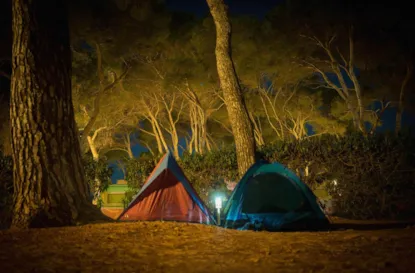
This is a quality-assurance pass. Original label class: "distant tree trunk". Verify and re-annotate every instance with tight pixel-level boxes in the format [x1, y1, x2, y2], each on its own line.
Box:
[248, 112, 265, 147]
[206, 0, 256, 176]
[10, 0, 103, 229]
[160, 94, 184, 159]
[347, 29, 365, 133]
[87, 136, 100, 161]
[395, 62, 412, 135]
[123, 132, 134, 159]
[86, 135, 101, 205]
[305, 31, 365, 134]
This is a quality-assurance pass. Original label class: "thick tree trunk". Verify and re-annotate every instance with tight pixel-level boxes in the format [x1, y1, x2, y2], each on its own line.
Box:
[10, 0, 105, 228]
[206, 0, 256, 176]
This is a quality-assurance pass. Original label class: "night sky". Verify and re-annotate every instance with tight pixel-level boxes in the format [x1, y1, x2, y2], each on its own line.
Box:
[165, 0, 282, 17]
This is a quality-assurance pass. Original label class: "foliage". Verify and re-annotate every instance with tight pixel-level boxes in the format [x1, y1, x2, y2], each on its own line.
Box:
[66, 0, 415, 158]
[123, 134, 415, 220]
[180, 148, 238, 210]
[120, 153, 162, 207]
[67, 0, 415, 220]
[83, 153, 113, 197]
[321, 133, 415, 220]
[0, 149, 12, 229]
[124, 153, 160, 189]
[261, 133, 415, 220]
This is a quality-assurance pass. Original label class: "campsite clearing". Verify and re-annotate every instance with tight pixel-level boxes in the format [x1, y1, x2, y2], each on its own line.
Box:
[0, 220, 414, 273]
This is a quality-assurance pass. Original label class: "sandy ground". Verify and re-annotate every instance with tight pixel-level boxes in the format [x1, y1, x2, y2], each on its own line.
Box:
[0, 220, 414, 273]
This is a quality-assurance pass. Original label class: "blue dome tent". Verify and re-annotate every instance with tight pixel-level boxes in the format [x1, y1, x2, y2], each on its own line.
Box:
[222, 161, 329, 231]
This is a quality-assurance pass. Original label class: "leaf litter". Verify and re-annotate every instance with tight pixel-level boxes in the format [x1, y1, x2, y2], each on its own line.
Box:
[0, 221, 414, 273]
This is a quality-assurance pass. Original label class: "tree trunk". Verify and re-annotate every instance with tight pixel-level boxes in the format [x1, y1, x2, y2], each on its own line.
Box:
[206, 0, 256, 176]
[79, 43, 104, 154]
[125, 135, 134, 159]
[86, 136, 101, 205]
[347, 31, 365, 134]
[10, 0, 104, 228]
[86, 136, 100, 161]
[396, 63, 412, 135]
[150, 119, 164, 154]
[181, 82, 213, 154]
[248, 112, 265, 147]
[153, 117, 169, 153]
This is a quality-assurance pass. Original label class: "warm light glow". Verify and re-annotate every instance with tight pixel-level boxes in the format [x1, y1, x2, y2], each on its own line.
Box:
[332, 179, 338, 186]
[215, 197, 222, 209]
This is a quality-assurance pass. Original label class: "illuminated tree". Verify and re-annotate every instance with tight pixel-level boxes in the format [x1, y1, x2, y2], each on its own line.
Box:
[206, 0, 256, 176]
[395, 63, 413, 134]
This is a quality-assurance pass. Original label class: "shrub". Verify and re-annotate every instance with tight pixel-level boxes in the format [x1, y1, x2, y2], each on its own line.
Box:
[257, 132, 415, 220]
[322, 133, 415, 220]
[124, 153, 160, 190]
[83, 153, 114, 205]
[0, 149, 12, 229]
[122, 133, 415, 220]
[120, 153, 162, 205]
[180, 148, 238, 210]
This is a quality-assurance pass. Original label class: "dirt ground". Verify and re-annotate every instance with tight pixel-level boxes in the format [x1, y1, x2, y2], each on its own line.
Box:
[0, 219, 414, 273]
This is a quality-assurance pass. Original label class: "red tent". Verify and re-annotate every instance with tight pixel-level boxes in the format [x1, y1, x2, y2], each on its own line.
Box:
[117, 153, 215, 224]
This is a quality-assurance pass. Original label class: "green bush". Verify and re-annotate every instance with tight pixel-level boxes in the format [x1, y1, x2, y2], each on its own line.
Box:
[83, 153, 114, 205]
[321, 133, 415, 220]
[258, 132, 415, 220]
[124, 152, 160, 190]
[0, 150, 12, 229]
[3, 132, 413, 224]
[120, 153, 162, 206]
[180, 148, 237, 211]
[122, 133, 415, 220]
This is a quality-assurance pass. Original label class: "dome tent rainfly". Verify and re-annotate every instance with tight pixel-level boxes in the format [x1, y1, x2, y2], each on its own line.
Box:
[117, 152, 215, 224]
[222, 160, 330, 231]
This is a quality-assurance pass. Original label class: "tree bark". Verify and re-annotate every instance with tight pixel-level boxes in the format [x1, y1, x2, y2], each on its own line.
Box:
[10, 0, 104, 228]
[206, 0, 256, 176]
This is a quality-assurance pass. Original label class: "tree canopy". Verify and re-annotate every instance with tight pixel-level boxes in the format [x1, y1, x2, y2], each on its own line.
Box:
[1, 0, 414, 163]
